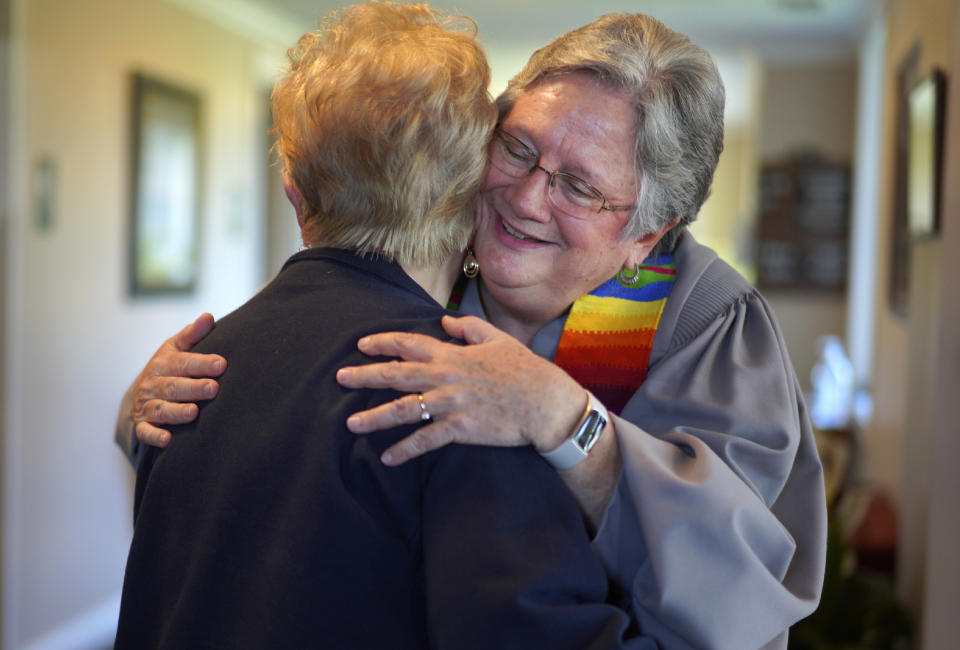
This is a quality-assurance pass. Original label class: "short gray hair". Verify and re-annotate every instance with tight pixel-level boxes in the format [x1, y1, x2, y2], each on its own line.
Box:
[497, 13, 725, 256]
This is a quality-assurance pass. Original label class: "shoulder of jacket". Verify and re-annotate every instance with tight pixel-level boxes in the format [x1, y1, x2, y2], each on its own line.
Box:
[668, 241, 760, 349]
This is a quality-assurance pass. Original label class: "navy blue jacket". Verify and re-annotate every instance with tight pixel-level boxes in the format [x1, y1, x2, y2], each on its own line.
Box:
[116, 248, 647, 649]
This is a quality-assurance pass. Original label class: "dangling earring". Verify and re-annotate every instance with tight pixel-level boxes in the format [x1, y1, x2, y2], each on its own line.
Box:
[618, 264, 640, 286]
[462, 249, 480, 278]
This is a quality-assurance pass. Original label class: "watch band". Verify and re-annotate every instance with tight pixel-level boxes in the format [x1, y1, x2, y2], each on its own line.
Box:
[540, 391, 609, 470]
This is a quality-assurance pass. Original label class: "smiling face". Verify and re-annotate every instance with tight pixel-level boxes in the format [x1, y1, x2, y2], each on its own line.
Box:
[473, 72, 673, 335]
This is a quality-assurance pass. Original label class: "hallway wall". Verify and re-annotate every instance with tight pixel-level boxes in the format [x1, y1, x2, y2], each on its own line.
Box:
[0, 0, 11, 642]
[2, 0, 289, 645]
[920, 4, 960, 639]
[758, 62, 858, 392]
[867, 0, 959, 646]
[9, 0, 951, 647]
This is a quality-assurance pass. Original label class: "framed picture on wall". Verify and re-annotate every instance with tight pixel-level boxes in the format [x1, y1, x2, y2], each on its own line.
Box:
[889, 46, 919, 318]
[906, 69, 946, 238]
[129, 73, 202, 295]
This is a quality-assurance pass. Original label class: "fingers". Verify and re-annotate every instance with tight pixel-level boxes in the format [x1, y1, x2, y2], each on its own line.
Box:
[441, 315, 502, 345]
[336, 361, 432, 392]
[175, 313, 216, 350]
[143, 347, 225, 380]
[345, 393, 426, 433]
[156, 315, 225, 378]
[345, 392, 455, 466]
[135, 376, 219, 407]
[356, 330, 448, 361]
[341, 330, 465, 391]
[135, 421, 173, 448]
[127, 316, 222, 450]
[174, 351, 227, 378]
[380, 424, 455, 466]
[134, 395, 199, 425]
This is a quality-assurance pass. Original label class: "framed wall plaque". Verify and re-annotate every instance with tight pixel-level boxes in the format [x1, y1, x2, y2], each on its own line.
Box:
[129, 73, 202, 295]
[756, 154, 850, 293]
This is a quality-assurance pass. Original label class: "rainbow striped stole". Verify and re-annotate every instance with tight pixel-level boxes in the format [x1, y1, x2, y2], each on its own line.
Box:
[446, 275, 468, 311]
[553, 255, 676, 414]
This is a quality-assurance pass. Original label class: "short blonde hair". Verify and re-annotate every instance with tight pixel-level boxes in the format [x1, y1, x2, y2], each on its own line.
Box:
[272, 2, 495, 267]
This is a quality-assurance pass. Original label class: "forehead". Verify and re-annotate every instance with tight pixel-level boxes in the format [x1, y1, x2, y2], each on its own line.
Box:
[501, 73, 636, 187]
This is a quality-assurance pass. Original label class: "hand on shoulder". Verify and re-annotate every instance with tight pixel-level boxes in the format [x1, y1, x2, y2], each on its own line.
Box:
[129, 313, 227, 447]
[336, 315, 587, 465]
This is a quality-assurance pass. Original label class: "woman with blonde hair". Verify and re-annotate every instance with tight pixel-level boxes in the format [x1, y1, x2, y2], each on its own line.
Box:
[119, 8, 826, 648]
[115, 4, 643, 648]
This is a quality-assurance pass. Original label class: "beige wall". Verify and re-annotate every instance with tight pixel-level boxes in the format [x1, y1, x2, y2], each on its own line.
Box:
[754, 62, 858, 392]
[922, 2, 960, 640]
[868, 0, 958, 644]
[759, 63, 859, 162]
[0, 0, 9, 644]
[692, 122, 759, 279]
[868, 0, 953, 492]
[3, 0, 289, 645]
[689, 52, 762, 285]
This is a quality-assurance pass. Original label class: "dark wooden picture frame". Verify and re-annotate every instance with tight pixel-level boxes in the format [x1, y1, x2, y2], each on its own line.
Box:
[129, 73, 202, 295]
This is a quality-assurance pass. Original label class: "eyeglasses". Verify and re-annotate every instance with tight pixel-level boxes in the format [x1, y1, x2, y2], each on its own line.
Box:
[489, 128, 635, 219]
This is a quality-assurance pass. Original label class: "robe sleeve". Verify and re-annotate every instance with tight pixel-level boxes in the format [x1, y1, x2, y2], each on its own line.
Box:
[591, 290, 827, 650]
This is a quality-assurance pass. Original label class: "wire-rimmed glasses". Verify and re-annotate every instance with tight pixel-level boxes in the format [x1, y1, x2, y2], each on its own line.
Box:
[489, 128, 635, 219]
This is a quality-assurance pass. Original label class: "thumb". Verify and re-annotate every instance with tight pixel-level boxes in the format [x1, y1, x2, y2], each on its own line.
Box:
[175, 313, 216, 350]
[441, 315, 502, 345]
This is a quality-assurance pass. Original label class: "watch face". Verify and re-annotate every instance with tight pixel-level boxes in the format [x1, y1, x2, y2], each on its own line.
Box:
[573, 411, 605, 451]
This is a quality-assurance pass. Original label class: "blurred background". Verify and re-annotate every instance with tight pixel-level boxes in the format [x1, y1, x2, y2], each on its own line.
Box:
[1, 0, 957, 648]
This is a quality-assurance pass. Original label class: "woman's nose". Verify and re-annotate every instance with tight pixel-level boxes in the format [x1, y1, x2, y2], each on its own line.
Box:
[502, 167, 553, 224]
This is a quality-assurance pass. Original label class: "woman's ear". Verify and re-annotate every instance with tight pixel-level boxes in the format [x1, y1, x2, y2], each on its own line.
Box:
[624, 217, 681, 268]
[283, 176, 305, 230]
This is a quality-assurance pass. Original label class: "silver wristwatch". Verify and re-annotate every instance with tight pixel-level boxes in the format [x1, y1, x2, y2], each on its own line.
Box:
[540, 391, 609, 470]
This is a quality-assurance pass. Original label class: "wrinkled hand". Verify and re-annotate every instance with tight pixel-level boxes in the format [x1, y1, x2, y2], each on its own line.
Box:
[131, 313, 226, 448]
[335, 315, 586, 466]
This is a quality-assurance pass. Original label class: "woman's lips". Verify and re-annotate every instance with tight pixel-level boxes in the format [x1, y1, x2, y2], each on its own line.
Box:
[502, 219, 537, 241]
[494, 214, 549, 249]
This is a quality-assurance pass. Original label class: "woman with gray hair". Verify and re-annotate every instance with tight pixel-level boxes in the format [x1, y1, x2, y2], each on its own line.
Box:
[115, 4, 649, 648]
[119, 11, 826, 649]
